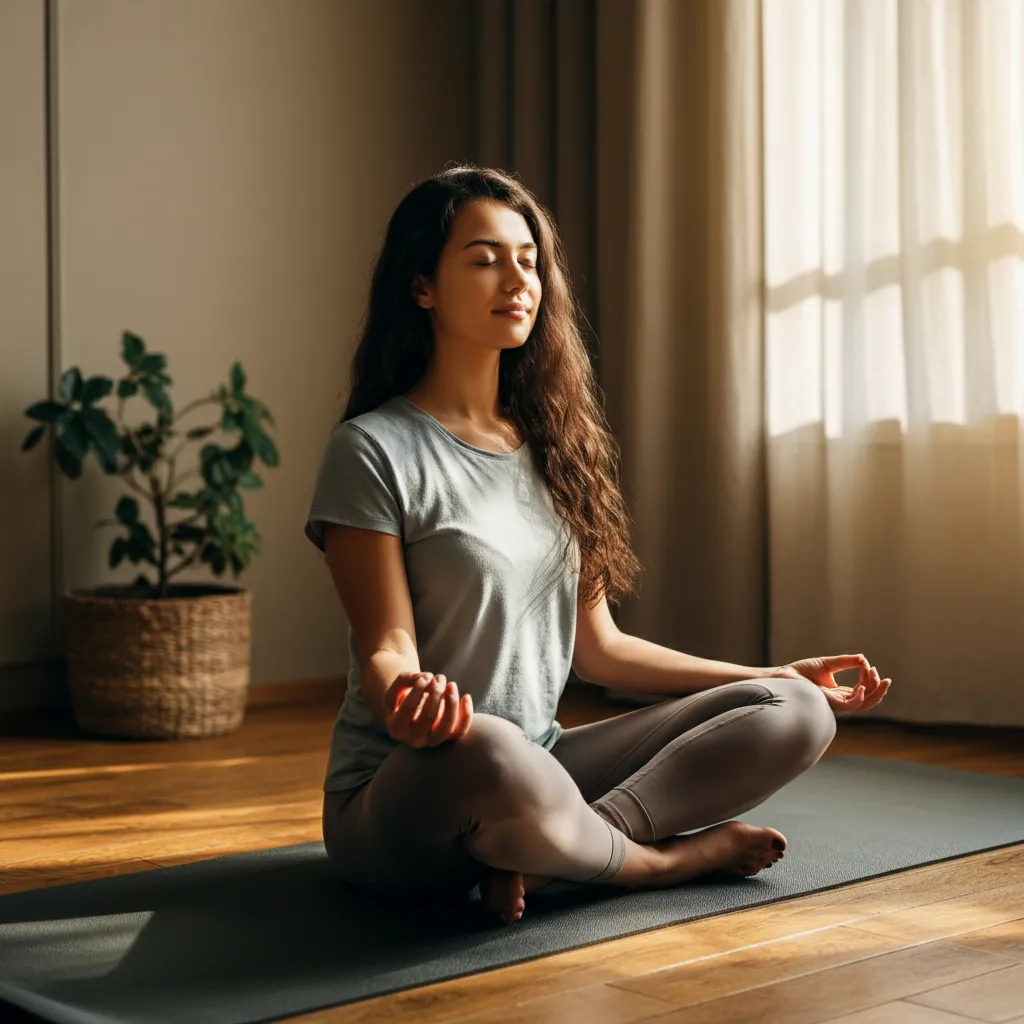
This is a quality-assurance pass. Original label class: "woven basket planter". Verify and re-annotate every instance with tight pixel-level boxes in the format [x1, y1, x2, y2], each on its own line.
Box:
[63, 584, 252, 740]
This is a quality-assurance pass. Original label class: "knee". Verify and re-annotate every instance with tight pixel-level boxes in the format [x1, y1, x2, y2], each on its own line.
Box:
[427, 712, 538, 810]
[772, 676, 837, 765]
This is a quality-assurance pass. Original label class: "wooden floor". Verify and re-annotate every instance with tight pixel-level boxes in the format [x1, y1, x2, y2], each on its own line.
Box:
[3, 682, 1024, 1023]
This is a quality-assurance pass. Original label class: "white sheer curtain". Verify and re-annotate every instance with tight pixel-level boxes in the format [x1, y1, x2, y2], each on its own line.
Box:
[763, 0, 1024, 725]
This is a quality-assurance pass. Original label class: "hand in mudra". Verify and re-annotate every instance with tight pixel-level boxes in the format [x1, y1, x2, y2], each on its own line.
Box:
[386, 672, 473, 747]
[766, 654, 891, 715]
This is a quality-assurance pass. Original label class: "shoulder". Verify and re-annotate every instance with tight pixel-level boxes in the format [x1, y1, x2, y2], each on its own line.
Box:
[326, 400, 412, 455]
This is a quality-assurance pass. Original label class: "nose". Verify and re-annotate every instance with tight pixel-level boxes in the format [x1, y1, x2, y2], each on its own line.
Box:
[501, 268, 528, 292]
[503, 262, 531, 292]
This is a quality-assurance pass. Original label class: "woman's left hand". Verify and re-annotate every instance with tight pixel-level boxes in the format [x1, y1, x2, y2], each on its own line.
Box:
[765, 654, 891, 715]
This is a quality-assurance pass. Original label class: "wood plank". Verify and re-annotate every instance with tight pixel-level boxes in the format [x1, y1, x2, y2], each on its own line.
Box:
[905, 963, 1024, 1022]
[949, 918, 1024, 964]
[846, 881, 1024, 944]
[607, 908, 1024, 1014]
[610, 925, 923, 1008]
[818, 1001, 987, 1023]
[411, 983, 675, 1024]
[630, 941, 1018, 1024]
[0, 826, 320, 895]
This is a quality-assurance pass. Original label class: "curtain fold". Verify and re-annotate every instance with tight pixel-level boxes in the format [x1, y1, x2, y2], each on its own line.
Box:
[595, 0, 769, 674]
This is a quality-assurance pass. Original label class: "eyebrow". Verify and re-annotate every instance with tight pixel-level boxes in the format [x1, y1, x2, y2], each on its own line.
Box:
[461, 239, 538, 251]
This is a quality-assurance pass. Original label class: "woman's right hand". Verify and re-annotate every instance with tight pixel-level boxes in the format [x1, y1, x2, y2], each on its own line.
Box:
[385, 672, 473, 748]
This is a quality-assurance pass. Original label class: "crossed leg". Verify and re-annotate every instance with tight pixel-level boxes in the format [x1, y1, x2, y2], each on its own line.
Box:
[322, 676, 836, 920]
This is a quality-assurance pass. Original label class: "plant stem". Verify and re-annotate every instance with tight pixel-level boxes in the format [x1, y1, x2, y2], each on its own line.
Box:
[120, 472, 156, 508]
[171, 396, 218, 426]
[167, 468, 202, 492]
[113, 390, 222, 594]
[151, 472, 169, 596]
[165, 545, 203, 582]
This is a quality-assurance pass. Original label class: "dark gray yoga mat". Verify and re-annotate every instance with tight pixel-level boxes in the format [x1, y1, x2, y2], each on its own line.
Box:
[1, 754, 1022, 1024]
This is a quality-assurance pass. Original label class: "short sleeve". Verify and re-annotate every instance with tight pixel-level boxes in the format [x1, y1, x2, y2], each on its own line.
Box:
[304, 422, 403, 552]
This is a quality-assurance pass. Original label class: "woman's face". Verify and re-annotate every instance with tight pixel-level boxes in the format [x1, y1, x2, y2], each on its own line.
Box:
[413, 198, 542, 351]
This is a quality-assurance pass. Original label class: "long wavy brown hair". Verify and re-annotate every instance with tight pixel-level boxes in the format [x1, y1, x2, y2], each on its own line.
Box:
[341, 164, 642, 610]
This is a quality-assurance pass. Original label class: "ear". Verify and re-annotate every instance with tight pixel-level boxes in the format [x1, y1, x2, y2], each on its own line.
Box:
[411, 273, 434, 310]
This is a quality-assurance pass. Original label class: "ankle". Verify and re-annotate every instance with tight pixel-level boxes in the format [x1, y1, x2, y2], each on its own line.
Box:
[607, 836, 669, 888]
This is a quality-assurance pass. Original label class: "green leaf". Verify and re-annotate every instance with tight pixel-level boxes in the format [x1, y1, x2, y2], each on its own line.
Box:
[109, 537, 127, 569]
[244, 422, 279, 467]
[54, 442, 83, 479]
[21, 425, 46, 452]
[226, 444, 252, 473]
[122, 332, 145, 367]
[237, 471, 262, 489]
[230, 362, 246, 394]
[141, 353, 167, 374]
[186, 426, 214, 440]
[129, 519, 156, 546]
[142, 381, 173, 416]
[59, 368, 83, 404]
[171, 523, 206, 544]
[59, 417, 90, 460]
[223, 408, 247, 432]
[167, 492, 199, 509]
[117, 379, 138, 399]
[125, 528, 157, 565]
[25, 400, 65, 422]
[81, 376, 114, 405]
[131, 573, 151, 588]
[79, 407, 122, 461]
[115, 495, 139, 525]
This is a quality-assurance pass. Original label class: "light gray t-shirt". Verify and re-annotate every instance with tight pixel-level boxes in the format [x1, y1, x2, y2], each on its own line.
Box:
[304, 395, 580, 794]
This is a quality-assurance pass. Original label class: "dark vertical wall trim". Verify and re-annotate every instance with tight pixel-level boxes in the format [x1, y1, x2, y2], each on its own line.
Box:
[44, 0, 64, 652]
[467, 0, 479, 161]
[503, 0, 515, 167]
[584, 0, 598, 375]
[548, 0, 559, 217]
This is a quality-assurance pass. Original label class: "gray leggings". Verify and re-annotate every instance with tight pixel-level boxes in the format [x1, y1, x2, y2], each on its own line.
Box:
[321, 676, 837, 902]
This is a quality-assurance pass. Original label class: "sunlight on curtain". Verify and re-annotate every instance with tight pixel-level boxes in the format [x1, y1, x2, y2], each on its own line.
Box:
[764, 0, 1024, 440]
[763, 0, 1024, 726]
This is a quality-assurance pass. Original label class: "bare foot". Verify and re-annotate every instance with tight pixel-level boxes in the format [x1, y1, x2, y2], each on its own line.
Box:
[481, 821, 785, 920]
[481, 869, 555, 924]
[617, 821, 787, 890]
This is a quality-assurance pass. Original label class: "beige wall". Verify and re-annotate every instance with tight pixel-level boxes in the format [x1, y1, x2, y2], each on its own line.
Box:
[2, 0, 472, 706]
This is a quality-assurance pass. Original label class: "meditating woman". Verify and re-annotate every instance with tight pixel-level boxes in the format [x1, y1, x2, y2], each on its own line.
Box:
[304, 165, 891, 925]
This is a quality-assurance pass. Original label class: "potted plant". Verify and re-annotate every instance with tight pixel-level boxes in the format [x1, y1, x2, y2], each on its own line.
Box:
[20, 330, 278, 740]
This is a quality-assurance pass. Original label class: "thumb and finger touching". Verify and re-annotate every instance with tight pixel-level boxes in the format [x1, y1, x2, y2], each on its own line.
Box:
[387, 672, 472, 744]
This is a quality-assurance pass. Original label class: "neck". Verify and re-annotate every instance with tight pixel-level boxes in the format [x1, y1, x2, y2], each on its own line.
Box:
[410, 328, 505, 423]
